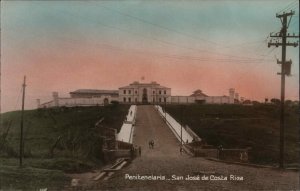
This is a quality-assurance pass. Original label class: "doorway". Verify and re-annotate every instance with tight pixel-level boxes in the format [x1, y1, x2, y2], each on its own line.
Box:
[142, 88, 148, 104]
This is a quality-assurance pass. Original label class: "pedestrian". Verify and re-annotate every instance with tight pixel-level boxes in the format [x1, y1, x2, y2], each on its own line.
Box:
[151, 140, 154, 149]
[218, 145, 223, 159]
[139, 146, 141, 156]
[130, 146, 134, 158]
[180, 147, 183, 155]
[149, 141, 151, 149]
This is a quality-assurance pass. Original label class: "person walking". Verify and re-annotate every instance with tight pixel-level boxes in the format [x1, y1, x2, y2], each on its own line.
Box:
[139, 146, 141, 156]
[180, 146, 183, 155]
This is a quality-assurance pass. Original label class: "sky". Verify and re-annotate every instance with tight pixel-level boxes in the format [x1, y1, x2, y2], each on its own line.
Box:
[1, 0, 299, 113]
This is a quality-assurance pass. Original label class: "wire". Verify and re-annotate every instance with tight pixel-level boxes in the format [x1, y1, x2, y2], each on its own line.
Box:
[13, 87, 23, 111]
[7, 9, 273, 62]
[98, 5, 276, 59]
[100, 5, 221, 47]
[277, 0, 298, 14]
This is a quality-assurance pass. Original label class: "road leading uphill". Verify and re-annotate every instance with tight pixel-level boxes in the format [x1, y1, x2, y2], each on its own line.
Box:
[96, 105, 298, 191]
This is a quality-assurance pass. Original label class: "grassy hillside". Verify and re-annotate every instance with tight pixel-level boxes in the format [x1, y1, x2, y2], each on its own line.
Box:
[165, 104, 299, 166]
[0, 104, 130, 189]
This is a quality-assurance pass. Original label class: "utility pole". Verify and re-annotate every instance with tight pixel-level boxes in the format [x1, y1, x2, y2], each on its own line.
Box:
[19, 76, 26, 167]
[0, 23, 2, 125]
[268, 10, 299, 168]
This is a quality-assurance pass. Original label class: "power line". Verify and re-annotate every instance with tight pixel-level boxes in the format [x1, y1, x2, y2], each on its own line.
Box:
[100, 5, 221, 47]
[29, 4, 268, 61]
[6, 10, 274, 62]
[277, 0, 298, 14]
[13, 88, 23, 111]
[4, 23, 273, 66]
[99, 5, 276, 57]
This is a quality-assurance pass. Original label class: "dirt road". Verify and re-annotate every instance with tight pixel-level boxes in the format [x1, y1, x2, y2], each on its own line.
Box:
[96, 105, 299, 191]
[132, 105, 184, 158]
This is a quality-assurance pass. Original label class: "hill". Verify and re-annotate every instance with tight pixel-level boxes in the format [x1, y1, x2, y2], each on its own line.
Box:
[165, 104, 299, 166]
[0, 104, 129, 189]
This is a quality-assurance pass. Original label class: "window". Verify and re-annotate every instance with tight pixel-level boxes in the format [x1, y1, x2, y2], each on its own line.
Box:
[129, 90, 131, 94]
[164, 97, 166, 102]
[129, 98, 131, 103]
[153, 98, 155, 102]
[123, 97, 126, 102]
[153, 91, 155, 94]
[135, 98, 138, 102]
[164, 90, 166, 94]
[159, 98, 162, 102]
[159, 90, 161, 94]
[135, 91, 137, 94]
[124, 90, 126, 94]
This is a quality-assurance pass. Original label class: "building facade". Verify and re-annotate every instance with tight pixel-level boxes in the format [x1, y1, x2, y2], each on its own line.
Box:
[38, 81, 238, 108]
[171, 89, 235, 104]
[70, 89, 119, 98]
[39, 91, 119, 108]
[119, 81, 171, 104]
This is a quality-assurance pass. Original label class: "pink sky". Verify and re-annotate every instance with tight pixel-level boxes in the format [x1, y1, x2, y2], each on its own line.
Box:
[1, 1, 299, 112]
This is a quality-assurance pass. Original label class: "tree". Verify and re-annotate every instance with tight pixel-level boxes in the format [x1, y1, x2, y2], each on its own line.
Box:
[243, 100, 252, 104]
[270, 98, 280, 105]
[285, 100, 292, 106]
[252, 101, 260, 105]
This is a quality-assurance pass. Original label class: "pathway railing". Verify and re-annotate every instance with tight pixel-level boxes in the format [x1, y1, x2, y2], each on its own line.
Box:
[155, 105, 193, 144]
[116, 105, 137, 144]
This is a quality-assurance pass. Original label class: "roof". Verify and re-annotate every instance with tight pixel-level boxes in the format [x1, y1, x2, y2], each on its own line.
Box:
[119, 81, 170, 89]
[70, 89, 119, 94]
[190, 89, 208, 97]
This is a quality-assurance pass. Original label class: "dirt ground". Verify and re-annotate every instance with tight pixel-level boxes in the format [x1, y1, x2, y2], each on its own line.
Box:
[91, 105, 299, 191]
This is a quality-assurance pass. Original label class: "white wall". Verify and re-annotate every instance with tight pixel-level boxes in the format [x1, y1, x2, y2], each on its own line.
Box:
[39, 96, 118, 108]
[205, 96, 231, 104]
[171, 96, 195, 104]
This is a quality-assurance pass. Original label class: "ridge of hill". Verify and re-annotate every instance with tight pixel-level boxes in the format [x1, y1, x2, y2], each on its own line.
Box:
[165, 104, 299, 166]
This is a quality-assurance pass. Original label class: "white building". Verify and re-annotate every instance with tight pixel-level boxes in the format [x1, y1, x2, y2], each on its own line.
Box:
[171, 89, 235, 104]
[39, 91, 119, 108]
[119, 81, 171, 104]
[38, 81, 238, 108]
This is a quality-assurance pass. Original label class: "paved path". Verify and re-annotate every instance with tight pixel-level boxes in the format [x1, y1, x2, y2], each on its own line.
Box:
[132, 105, 183, 158]
[96, 105, 299, 191]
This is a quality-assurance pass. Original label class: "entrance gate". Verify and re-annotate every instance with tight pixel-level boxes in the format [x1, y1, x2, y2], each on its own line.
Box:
[142, 88, 148, 104]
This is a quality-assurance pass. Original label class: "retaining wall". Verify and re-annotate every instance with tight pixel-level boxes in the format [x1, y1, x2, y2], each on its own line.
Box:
[155, 105, 193, 143]
[116, 105, 137, 143]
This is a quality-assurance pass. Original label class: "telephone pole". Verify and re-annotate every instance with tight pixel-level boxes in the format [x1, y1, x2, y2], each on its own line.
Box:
[268, 10, 299, 168]
[19, 76, 26, 167]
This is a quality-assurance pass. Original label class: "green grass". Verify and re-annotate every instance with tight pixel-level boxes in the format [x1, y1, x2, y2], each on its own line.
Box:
[1, 105, 129, 158]
[0, 164, 69, 190]
[0, 104, 130, 189]
[165, 104, 299, 166]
